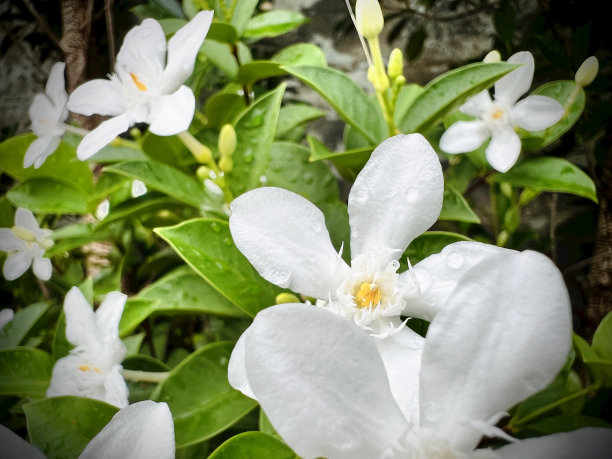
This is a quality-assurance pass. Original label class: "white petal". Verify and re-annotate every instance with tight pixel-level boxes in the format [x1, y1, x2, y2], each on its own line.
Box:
[0, 229, 24, 252]
[95, 291, 127, 361]
[103, 365, 129, 408]
[15, 207, 40, 232]
[47, 354, 107, 401]
[245, 303, 409, 459]
[419, 250, 572, 452]
[486, 124, 521, 172]
[79, 401, 175, 459]
[3, 251, 32, 280]
[373, 326, 424, 425]
[228, 329, 256, 399]
[439, 120, 490, 154]
[494, 51, 534, 106]
[348, 134, 443, 261]
[46, 62, 68, 109]
[29, 93, 62, 136]
[115, 19, 166, 82]
[64, 287, 102, 351]
[148, 86, 195, 136]
[67, 79, 124, 117]
[163, 10, 213, 93]
[0, 308, 14, 329]
[496, 427, 612, 459]
[24, 135, 61, 168]
[0, 424, 46, 459]
[229, 187, 349, 299]
[402, 241, 513, 321]
[459, 90, 492, 117]
[77, 113, 132, 160]
[32, 256, 52, 281]
[510, 95, 564, 131]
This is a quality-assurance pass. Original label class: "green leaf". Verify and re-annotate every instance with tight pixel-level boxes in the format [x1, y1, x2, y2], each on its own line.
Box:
[228, 0, 258, 35]
[123, 355, 170, 404]
[200, 40, 239, 80]
[229, 84, 285, 196]
[439, 185, 481, 223]
[592, 311, 612, 387]
[513, 371, 566, 420]
[307, 136, 372, 181]
[397, 62, 519, 134]
[208, 21, 239, 43]
[104, 160, 206, 207]
[276, 105, 325, 140]
[573, 333, 605, 383]
[0, 134, 93, 192]
[137, 266, 246, 317]
[283, 66, 386, 145]
[521, 81, 585, 150]
[118, 298, 160, 337]
[209, 431, 297, 458]
[521, 414, 612, 436]
[205, 93, 246, 129]
[154, 341, 257, 447]
[243, 10, 307, 39]
[403, 231, 472, 265]
[0, 347, 53, 398]
[0, 303, 49, 349]
[24, 396, 119, 459]
[7, 178, 90, 214]
[490, 157, 597, 202]
[154, 219, 283, 317]
[393, 84, 424, 127]
[96, 193, 180, 229]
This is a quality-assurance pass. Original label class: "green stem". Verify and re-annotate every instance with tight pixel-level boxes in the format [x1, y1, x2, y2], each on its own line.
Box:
[63, 123, 90, 137]
[121, 369, 170, 384]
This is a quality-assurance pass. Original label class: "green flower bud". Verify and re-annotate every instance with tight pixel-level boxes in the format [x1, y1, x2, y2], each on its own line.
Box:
[368, 65, 389, 93]
[575, 56, 599, 88]
[387, 48, 404, 79]
[483, 50, 501, 63]
[219, 155, 233, 173]
[129, 127, 142, 139]
[196, 165, 211, 180]
[218, 124, 237, 157]
[356, 0, 384, 40]
[276, 293, 301, 304]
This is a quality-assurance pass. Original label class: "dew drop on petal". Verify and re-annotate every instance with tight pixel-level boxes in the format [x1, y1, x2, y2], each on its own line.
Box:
[265, 268, 292, 287]
[406, 187, 419, 203]
[446, 252, 464, 269]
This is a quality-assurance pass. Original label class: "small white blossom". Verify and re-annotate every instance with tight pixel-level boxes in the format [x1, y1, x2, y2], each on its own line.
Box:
[0, 308, 14, 329]
[0, 208, 53, 281]
[47, 287, 129, 408]
[25, 62, 68, 168]
[439, 51, 564, 172]
[131, 180, 147, 197]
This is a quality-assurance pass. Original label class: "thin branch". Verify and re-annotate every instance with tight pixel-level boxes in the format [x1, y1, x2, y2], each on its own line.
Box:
[104, 0, 115, 64]
[386, 1, 501, 23]
[21, 0, 63, 51]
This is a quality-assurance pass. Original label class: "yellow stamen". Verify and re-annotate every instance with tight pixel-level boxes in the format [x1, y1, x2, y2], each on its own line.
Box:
[78, 365, 91, 372]
[355, 282, 382, 308]
[491, 109, 504, 120]
[130, 72, 147, 91]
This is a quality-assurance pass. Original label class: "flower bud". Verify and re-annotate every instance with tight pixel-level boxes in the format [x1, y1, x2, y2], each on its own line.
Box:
[219, 155, 233, 173]
[196, 165, 211, 180]
[355, 0, 384, 40]
[276, 293, 301, 304]
[387, 48, 404, 80]
[129, 127, 142, 139]
[483, 50, 501, 63]
[368, 65, 389, 93]
[218, 124, 237, 157]
[575, 56, 598, 88]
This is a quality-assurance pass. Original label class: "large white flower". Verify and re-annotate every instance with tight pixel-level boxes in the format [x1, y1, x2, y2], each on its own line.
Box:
[25, 62, 68, 168]
[47, 287, 129, 408]
[67, 10, 213, 160]
[0, 400, 174, 459]
[229, 250, 612, 459]
[0, 207, 53, 281]
[439, 51, 564, 172]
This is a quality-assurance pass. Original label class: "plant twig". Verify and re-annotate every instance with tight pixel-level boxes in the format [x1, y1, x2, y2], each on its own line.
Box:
[21, 0, 63, 51]
[104, 0, 115, 64]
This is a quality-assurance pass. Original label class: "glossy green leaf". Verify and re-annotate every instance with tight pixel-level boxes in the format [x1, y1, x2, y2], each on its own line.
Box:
[45, 223, 114, 258]
[283, 66, 386, 145]
[228, 0, 258, 35]
[439, 185, 481, 223]
[0, 347, 53, 397]
[24, 396, 118, 459]
[394, 84, 424, 127]
[154, 219, 282, 317]
[119, 298, 160, 337]
[276, 105, 325, 139]
[209, 431, 297, 459]
[104, 160, 205, 207]
[0, 134, 92, 192]
[229, 84, 285, 196]
[272, 43, 326, 67]
[403, 231, 472, 265]
[0, 303, 49, 349]
[137, 266, 246, 317]
[7, 178, 90, 214]
[398, 62, 519, 134]
[592, 311, 612, 387]
[307, 136, 372, 181]
[513, 371, 566, 420]
[123, 354, 170, 404]
[96, 193, 179, 229]
[490, 157, 597, 202]
[53, 313, 70, 361]
[205, 93, 246, 129]
[573, 333, 605, 383]
[154, 341, 257, 447]
[200, 40, 239, 80]
[243, 10, 307, 39]
[259, 409, 282, 440]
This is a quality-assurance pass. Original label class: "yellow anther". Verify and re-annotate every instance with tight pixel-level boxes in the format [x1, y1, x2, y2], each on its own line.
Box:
[78, 365, 91, 372]
[354, 282, 382, 308]
[491, 109, 504, 120]
[130, 72, 148, 91]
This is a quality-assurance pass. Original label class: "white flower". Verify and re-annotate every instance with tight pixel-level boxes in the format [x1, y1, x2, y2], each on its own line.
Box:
[47, 287, 129, 408]
[0, 400, 174, 459]
[439, 51, 564, 172]
[0, 207, 53, 281]
[131, 180, 147, 197]
[0, 309, 14, 330]
[229, 250, 612, 459]
[67, 11, 214, 160]
[25, 62, 68, 168]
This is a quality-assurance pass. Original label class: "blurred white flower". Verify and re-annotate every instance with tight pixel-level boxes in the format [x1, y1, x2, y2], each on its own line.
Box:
[96, 199, 110, 220]
[0, 207, 53, 281]
[229, 250, 612, 459]
[47, 287, 129, 408]
[131, 180, 147, 197]
[439, 51, 564, 172]
[25, 62, 68, 168]
[0, 308, 14, 329]
[67, 11, 214, 160]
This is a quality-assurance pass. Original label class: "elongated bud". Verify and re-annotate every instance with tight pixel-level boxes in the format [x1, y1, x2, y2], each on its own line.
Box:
[387, 48, 404, 79]
[355, 0, 384, 40]
[218, 124, 237, 157]
[196, 165, 211, 180]
[368, 65, 389, 93]
[483, 50, 501, 63]
[575, 56, 598, 88]
[219, 156, 233, 173]
[276, 293, 300, 304]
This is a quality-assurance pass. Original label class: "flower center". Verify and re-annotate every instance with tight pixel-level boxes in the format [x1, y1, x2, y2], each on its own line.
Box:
[354, 282, 382, 308]
[130, 72, 148, 91]
[78, 365, 101, 373]
[11, 226, 36, 243]
[491, 108, 504, 119]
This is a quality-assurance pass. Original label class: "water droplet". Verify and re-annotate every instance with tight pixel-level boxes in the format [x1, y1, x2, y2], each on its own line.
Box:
[265, 268, 291, 287]
[259, 175, 268, 184]
[406, 187, 419, 203]
[223, 237, 233, 247]
[446, 252, 464, 269]
[210, 222, 220, 233]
